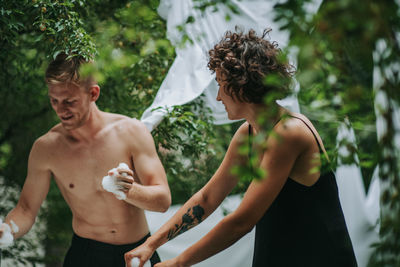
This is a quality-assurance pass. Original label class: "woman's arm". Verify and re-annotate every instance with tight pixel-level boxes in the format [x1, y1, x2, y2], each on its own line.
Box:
[166, 121, 307, 267]
[124, 122, 250, 266]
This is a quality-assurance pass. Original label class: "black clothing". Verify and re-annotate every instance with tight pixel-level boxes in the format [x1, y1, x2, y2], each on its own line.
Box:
[63, 233, 161, 267]
[250, 117, 357, 267]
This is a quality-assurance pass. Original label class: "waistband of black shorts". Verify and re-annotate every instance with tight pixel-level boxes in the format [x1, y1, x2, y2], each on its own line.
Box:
[71, 232, 151, 251]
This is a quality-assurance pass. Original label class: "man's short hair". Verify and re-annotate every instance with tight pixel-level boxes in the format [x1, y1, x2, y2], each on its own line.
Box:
[45, 53, 94, 88]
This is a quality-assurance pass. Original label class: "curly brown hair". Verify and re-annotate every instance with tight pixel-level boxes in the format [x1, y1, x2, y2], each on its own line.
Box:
[208, 28, 295, 104]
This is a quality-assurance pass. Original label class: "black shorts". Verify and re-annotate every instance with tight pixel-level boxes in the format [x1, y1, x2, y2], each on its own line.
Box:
[63, 233, 161, 267]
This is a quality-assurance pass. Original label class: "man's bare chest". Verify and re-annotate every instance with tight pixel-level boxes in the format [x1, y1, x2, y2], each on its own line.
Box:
[49, 138, 132, 194]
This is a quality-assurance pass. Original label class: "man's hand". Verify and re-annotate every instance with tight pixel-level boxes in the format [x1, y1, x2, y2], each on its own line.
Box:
[0, 219, 19, 248]
[102, 162, 134, 200]
[124, 242, 154, 267]
[115, 166, 135, 192]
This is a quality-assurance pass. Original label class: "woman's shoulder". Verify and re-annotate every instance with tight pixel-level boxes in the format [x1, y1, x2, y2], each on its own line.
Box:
[274, 112, 327, 155]
[274, 113, 315, 137]
[232, 121, 250, 139]
[237, 121, 250, 133]
[225, 121, 250, 151]
[276, 114, 307, 135]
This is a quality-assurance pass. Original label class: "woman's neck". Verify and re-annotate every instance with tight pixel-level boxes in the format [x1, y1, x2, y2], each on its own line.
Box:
[245, 104, 288, 133]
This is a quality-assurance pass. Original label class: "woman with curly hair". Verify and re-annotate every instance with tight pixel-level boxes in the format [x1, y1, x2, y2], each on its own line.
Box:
[125, 29, 357, 267]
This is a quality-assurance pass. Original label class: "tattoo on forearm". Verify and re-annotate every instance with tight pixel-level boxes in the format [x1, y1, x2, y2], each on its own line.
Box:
[167, 204, 205, 241]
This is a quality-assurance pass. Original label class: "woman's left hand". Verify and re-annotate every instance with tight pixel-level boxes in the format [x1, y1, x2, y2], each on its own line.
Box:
[154, 257, 189, 267]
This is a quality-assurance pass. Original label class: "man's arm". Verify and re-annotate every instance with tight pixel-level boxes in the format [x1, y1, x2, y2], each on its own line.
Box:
[120, 119, 171, 212]
[3, 138, 51, 239]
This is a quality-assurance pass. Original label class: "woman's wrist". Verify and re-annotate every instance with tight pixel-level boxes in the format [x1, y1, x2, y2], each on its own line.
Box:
[176, 254, 189, 267]
[177, 250, 194, 267]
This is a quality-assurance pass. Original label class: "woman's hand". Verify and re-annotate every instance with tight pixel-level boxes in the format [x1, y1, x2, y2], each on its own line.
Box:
[124, 242, 154, 267]
[154, 257, 188, 267]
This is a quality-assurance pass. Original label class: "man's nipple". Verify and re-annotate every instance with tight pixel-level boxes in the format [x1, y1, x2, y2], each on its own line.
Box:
[69, 183, 74, 189]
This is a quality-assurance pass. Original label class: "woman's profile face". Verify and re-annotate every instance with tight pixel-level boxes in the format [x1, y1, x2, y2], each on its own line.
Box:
[215, 69, 246, 120]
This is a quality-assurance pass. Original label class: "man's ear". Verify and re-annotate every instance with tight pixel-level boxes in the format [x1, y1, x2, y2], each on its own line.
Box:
[89, 85, 100, 102]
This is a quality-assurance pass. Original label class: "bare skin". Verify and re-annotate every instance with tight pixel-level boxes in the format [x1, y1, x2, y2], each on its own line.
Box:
[1, 82, 171, 245]
[124, 70, 329, 267]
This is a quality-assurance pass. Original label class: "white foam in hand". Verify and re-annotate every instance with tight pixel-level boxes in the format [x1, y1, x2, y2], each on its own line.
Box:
[0, 219, 19, 248]
[102, 163, 130, 200]
[131, 257, 151, 267]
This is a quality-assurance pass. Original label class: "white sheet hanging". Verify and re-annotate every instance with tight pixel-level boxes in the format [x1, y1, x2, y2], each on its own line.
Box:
[335, 122, 380, 267]
[141, 0, 290, 130]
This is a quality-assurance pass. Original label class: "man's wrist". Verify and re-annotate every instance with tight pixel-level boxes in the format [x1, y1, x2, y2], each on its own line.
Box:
[126, 182, 138, 201]
[146, 235, 161, 252]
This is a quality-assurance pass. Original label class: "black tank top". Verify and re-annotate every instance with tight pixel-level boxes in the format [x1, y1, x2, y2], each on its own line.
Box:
[250, 116, 358, 267]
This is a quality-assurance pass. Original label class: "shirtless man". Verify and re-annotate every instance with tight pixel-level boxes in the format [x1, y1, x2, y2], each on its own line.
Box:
[0, 53, 171, 266]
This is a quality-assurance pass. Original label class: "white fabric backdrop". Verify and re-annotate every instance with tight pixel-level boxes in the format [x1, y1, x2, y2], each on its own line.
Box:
[141, 1, 386, 266]
[335, 122, 380, 267]
[141, 0, 291, 130]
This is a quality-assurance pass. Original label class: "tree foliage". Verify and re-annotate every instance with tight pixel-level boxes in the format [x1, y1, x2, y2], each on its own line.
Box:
[1, 0, 399, 265]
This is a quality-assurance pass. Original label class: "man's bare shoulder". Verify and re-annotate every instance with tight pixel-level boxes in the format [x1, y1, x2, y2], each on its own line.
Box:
[104, 113, 148, 135]
[100, 113, 151, 147]
[27, 124, 65, 166]
[34, 124, 65, 149]
[124, 117, 148, 134]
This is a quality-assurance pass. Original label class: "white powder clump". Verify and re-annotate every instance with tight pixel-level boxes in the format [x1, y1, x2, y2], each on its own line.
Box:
[0, 219, 19, 248]
[102, 162, 130, 200]
[131, 257, 151, 267]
